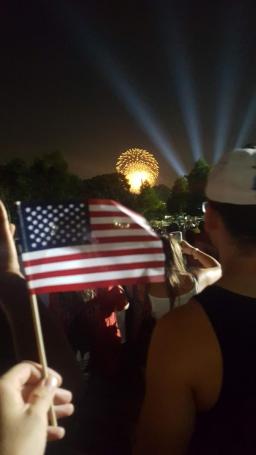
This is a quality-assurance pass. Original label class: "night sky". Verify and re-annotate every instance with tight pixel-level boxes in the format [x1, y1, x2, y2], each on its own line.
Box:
[1, 0, 256, 186]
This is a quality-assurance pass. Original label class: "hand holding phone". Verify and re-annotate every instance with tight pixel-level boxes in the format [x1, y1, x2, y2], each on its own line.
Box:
[169, 231, 183, 243]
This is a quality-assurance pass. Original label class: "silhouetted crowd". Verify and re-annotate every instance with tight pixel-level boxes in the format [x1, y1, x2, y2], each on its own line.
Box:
[0, 146, 256, 455]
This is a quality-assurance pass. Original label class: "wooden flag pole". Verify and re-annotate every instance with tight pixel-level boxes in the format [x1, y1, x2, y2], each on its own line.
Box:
[30, 293, 57, 426]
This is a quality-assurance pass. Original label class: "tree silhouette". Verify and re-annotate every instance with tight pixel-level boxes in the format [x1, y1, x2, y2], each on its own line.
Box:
[82, 173, 135, 208]
[167, 176, 189, 214]
[187, 159, 210, 214]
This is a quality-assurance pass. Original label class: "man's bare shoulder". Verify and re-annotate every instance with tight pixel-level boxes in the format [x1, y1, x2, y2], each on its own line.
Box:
[152, 299, 206, 348]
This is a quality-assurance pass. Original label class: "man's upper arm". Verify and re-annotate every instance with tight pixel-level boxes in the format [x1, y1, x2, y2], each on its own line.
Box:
[192, 267, 222, 293]
[134, 301, 222, 455]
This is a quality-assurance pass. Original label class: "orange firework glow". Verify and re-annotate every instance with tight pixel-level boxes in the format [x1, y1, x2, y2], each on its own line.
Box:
[116, 148, 159, 193]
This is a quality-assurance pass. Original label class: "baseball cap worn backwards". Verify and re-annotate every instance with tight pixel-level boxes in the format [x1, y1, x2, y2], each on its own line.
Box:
[206, 147, 256, 205]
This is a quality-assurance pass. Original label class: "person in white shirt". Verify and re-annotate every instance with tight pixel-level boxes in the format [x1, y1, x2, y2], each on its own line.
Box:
[148, 236, 221, 319]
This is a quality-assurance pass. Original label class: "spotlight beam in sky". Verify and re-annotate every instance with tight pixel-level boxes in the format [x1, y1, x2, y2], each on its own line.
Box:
[213, 4, 246, 162]
[168, 39, 203, 162]
[58, 2, 187, 177]
[213, 59, 240, 163]
[234, 91, 256, 148]
[96, 53, 186, 176]
[157, 5, 203, 162]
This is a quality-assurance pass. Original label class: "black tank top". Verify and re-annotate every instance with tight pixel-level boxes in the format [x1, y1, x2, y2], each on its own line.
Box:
[188, 286, 256, 454]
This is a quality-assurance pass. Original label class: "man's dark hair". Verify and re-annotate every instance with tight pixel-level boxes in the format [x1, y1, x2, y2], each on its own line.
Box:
[243, 143, 256, 149]
[208, 200, 256, 247]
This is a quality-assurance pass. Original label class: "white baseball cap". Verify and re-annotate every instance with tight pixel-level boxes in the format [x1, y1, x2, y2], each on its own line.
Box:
[206, 147, 256, 205]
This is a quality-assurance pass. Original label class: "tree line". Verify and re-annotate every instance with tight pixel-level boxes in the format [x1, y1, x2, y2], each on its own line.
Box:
[0, 151, 210, 220]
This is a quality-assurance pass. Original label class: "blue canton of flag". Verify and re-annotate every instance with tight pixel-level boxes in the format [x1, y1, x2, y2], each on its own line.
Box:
[18, 202, 90, 251]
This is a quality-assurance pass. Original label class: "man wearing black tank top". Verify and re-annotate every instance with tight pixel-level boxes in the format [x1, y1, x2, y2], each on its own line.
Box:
[134, 147, 256, 454]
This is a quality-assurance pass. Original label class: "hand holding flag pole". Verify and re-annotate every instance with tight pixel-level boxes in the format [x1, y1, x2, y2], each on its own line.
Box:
[1, 201, 57, 427]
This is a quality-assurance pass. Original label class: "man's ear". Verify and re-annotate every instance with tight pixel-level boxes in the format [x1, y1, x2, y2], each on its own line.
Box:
[9, 223, 16, 237]
[204, 205, 220, 234]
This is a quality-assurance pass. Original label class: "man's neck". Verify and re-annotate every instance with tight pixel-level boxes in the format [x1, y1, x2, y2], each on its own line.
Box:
[217, 253, 256, 298]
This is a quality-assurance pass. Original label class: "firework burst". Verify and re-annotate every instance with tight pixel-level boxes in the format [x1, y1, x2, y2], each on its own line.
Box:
[116, 148, 159, 193]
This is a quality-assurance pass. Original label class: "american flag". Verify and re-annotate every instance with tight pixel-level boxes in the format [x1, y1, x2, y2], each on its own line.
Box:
[17, 199, 165, 294]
